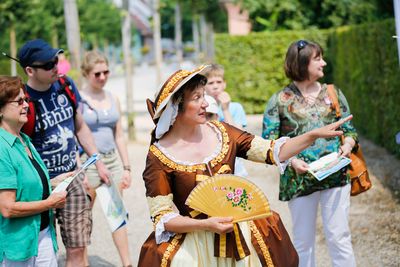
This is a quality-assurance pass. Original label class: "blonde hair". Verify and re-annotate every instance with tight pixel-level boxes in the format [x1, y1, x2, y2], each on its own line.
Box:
[81, 50, 108, 77]
[203, 63, 225, 79]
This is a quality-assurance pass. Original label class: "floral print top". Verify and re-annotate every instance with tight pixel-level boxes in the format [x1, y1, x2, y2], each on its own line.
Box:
[262, 83, 358, 201]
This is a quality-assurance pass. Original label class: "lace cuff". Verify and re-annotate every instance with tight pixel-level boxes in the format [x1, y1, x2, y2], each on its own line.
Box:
[273, 137, 291, 174]
[155, 212, 179, 244]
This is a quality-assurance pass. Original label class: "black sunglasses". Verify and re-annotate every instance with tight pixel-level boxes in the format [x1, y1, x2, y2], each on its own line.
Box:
[296, 40, 309, 53]
[94, 70, 110, 78]
[8, 97, 30, 106]
[30, 57, 59, 71]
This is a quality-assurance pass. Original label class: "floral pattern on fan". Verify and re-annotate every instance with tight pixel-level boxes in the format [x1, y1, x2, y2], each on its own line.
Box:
[186, 175, 271, 223]
[213, 186, 253, 212]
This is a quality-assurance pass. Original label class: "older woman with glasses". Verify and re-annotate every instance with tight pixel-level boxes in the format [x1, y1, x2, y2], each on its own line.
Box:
[262, 40, 358, 267]
[0, 76, 69, 267]
[79, 51, 132, 267]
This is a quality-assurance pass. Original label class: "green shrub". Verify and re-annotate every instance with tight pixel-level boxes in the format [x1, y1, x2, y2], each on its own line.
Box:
[215, 29, 330, 114]
[329, 20, 400, 157]
[0, 59, 27, 79]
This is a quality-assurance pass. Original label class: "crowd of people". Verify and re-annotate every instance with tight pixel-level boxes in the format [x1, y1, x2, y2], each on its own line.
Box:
[0, 38, 358, 267]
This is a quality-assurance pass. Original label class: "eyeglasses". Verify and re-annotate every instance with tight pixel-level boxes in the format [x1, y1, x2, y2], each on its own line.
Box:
[296, 40, 309, 53]
[30, 57, 59, 71]
[7, 97, 30, 106]
[94, 70, 110, 78]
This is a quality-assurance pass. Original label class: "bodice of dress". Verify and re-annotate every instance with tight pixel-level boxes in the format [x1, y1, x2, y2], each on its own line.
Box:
[143, 121, 289, 231]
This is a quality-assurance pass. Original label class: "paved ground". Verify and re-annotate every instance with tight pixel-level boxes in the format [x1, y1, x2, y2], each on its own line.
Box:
[57, 63, 400, 266]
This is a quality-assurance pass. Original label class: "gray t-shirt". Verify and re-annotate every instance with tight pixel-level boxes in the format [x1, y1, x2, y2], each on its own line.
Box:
[81, 92, 119, 153]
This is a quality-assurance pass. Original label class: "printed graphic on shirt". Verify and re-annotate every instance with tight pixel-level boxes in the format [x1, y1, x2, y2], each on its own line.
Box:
[27, 81, 81, 178]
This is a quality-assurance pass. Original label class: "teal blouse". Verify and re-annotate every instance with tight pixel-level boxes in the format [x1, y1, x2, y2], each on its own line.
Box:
[262, 83, 358, 201]
[0, 128, 57, 262]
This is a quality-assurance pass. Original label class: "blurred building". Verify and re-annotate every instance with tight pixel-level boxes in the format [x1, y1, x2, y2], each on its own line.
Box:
[113, 0, 152, 61]
[220, 0, 251, 35]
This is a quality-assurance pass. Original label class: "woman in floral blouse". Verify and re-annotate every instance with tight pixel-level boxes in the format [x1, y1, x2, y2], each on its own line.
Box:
[262, 40, 358, 267]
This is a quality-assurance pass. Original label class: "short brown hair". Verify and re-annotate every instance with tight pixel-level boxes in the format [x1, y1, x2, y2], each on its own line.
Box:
[81, 50, 108, 77]
[203, 63, 224, 79]
[284, 40, 323, 81]
[0, 76, 24, 110]
[172, 74, 207, 112]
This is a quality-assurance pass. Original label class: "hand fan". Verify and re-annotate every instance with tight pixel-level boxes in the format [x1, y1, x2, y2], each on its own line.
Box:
[185, 174, 272, 223]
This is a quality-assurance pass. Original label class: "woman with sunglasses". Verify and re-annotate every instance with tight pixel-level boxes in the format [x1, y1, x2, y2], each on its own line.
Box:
[0, 76, 70, 266]
[262, 40, 358, 267]
[80, 51, 132, 267]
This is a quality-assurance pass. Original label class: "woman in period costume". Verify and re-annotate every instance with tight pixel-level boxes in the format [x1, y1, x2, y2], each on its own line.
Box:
[138, 65, 352, 267]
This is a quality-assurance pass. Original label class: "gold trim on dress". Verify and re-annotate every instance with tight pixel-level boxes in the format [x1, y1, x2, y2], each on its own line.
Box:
[161, 234, 183, 267]
[150, 121, 230, 172]
[233, 223, 246, 259]
[219, 233, 227, 257]
[249, 221, 275, 267]
[195, 174, 210, 182]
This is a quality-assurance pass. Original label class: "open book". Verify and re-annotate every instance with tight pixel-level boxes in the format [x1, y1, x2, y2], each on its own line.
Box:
[52, 153, 100, 193]
[308, 152, 352, 181]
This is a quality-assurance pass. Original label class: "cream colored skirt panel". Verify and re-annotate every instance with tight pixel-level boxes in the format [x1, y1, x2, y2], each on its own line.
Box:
[171, 222, 262, 267]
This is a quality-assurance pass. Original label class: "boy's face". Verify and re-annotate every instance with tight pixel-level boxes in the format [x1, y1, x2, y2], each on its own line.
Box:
[205, 75, 226, 98]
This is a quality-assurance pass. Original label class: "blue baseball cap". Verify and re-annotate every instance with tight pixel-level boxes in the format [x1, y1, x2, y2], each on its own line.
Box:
[17, 39, 63, 68]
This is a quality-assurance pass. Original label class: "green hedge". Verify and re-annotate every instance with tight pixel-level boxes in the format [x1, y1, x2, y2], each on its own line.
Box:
[215, 19, 400, 157]
[215, 29, 330, 114]
[0, 60, 27, 79]
[329, 20, 400, 157]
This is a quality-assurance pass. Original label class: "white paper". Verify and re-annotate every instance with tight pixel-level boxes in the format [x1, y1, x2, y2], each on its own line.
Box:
[308, 152, 352, 181]
[52, 153, 100, 193]
[96, 179, 128, 232]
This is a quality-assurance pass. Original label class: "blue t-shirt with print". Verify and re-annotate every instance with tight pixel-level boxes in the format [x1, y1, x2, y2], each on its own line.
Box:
[218, 102, 247, 128]
[26, 77, 81, 178]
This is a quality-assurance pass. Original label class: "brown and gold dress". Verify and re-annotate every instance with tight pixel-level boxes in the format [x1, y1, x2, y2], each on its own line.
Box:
[138, 121, 299, 267]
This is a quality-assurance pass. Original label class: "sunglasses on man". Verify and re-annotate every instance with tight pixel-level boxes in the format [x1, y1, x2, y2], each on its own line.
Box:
[30, 57, 59, 71]
[94, 70, 110, 78]
[8, 97, 30, 106]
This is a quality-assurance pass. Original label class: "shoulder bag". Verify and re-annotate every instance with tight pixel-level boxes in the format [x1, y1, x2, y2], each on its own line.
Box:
[327, 84, 372, 196]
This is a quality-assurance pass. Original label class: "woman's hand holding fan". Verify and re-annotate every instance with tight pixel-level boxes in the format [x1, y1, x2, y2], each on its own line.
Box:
[202, 216, 234, 234]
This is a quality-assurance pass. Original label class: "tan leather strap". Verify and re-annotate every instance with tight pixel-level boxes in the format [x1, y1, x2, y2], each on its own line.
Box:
[326, 84, 345, 143]
[326, 84, 341, 118]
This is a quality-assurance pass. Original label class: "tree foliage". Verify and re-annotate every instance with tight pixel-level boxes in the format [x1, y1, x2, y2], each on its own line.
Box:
[159, 0, 227, 40]
[78, 0, 122, 48]
[0, 0, 121, 54]
[237, 0, 394, 31]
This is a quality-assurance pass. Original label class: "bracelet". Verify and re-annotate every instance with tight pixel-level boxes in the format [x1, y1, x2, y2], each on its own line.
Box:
[123, 165, 131, 172]
[288, 158, 293, 168]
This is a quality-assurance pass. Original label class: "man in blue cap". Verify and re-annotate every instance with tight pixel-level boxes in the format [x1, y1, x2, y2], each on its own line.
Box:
[18, 39, 110, 267]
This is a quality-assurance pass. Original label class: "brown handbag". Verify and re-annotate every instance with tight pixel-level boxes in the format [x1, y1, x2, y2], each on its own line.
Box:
[327, 84, 372, 196]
